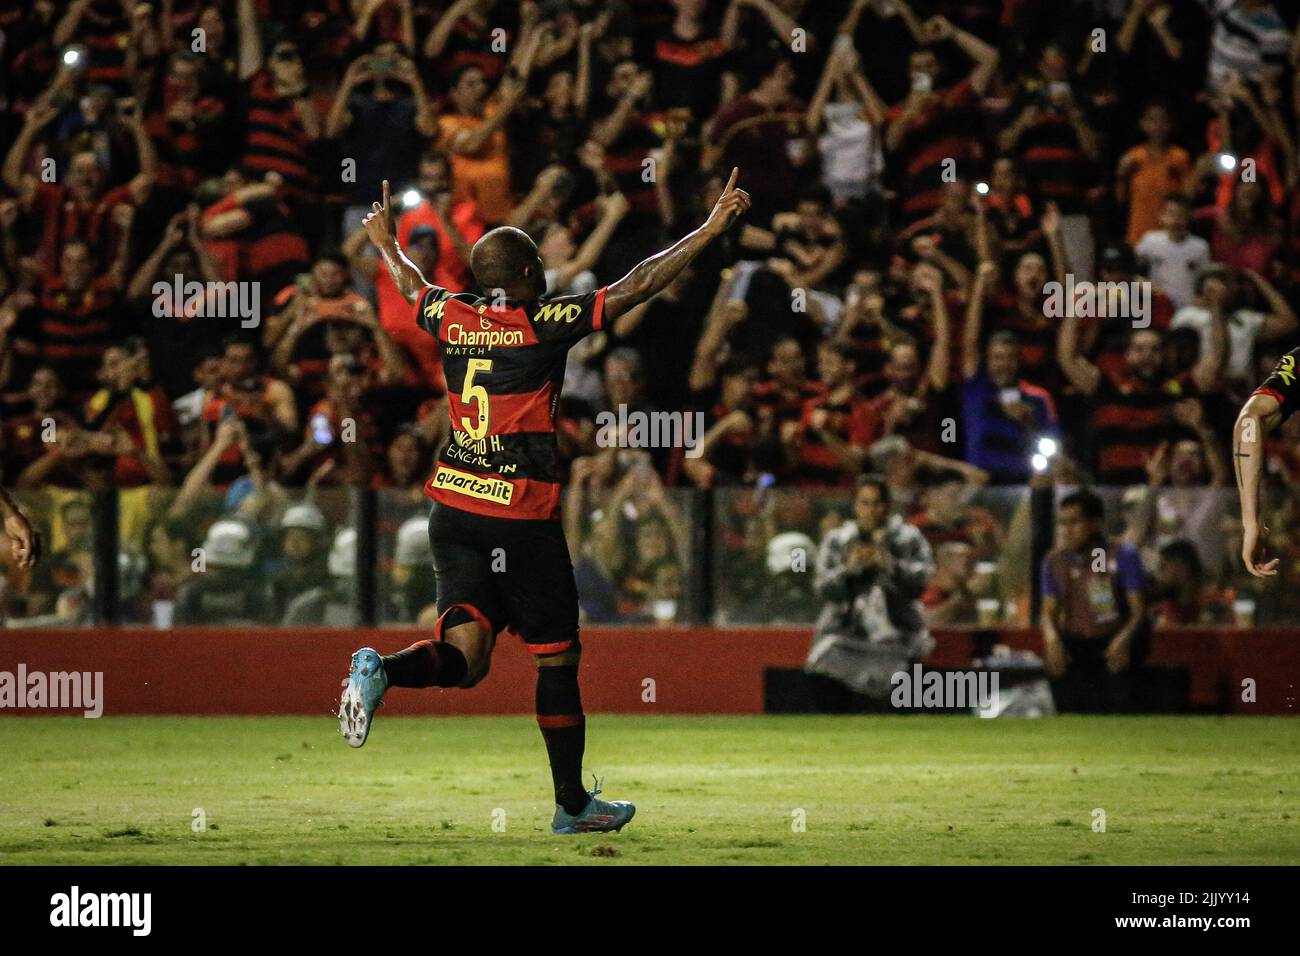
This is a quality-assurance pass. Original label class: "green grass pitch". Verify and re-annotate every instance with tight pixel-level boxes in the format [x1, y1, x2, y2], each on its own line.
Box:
[0, 715, 1296, 865]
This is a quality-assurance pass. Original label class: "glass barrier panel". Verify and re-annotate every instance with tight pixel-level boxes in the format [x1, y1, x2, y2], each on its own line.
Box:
[0, 488, 96, 628]
[117, 484, 357, 627]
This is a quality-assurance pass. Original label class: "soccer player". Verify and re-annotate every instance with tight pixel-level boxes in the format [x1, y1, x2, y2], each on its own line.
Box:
[339, 172, 752, 833]
[0, 484, 41, 568]
[1234, 346, 1299, 578]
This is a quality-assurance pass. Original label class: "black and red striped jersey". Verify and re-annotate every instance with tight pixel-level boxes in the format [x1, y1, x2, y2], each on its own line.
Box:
[1253, 346, 1300, 422]
[416, 283, 606, 520]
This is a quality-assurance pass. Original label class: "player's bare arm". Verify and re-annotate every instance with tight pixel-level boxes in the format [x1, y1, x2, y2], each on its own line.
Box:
[1233, 391, 1283, 578]
[363, 179, 433, 303]
[0, 482, 39, 568]
[603, 166, 752, 322]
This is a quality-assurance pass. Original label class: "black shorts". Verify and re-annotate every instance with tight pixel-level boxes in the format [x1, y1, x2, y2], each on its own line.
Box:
[427, 500, 580, 655]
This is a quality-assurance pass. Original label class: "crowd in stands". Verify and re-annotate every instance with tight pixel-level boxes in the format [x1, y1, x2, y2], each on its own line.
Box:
[0, 0, 1298, 627]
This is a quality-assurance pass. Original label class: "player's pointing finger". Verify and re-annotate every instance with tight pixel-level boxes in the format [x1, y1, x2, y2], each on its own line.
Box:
[725, 167, 739, 194]
[382, 179, 391, 211]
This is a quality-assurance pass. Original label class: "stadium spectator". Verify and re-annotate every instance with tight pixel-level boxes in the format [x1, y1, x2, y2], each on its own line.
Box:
[327, 43, 438, 240]
[982, 156, 1039, 271]
[740, 185, 848, 298]
[908, 469, 1003, 562]
[3, 87, 156, 270]
[807, 39, 886, 205]
[921, 539, 977, 627]
[806, 475, 935, 701]
[173, 518, 273, 625]
[707, 50, 808, 224]
[1, 367, 79, 488]
[962, 272, 1061, 484]
[199, 167, 311, 292]
[235, 0, 321, 207]
[1135, 194, 1211, 309]
[372, 423, 431, 496]
[436, 44, 537, 226]
[82, 340, 177, 488]
[882, 6, 999, 224]
[283, 527, 357, 626]
[1040, 489, 1148, 713]
[267, 503, 331, 620]
[1057, 299, 1225, 485]
[1172, 266, 1297, 393]
[25, 237, 132, 405]
[1115, 102, 1192, 249]
[1201, 0, 1291, 88]
[1151, 538, 1234, 627]
[681, 355, 764, 489]
[127, 206, 227, 398]
[868, 281, 951, 456]
[786, 341, 876, 487]
[395, 152, 484, 294]
[1203, 178, 1284, 275]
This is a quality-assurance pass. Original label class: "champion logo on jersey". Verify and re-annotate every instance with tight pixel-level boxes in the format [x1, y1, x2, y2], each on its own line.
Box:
[444, 323, 526, 347]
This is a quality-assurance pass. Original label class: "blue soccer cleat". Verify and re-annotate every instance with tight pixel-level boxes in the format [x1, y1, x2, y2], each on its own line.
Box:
[551, 779, 636, 834]
[338, 647, 388, 748]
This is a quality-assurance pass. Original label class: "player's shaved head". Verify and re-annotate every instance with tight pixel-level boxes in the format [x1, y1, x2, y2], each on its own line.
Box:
[470, 227, 546, 299]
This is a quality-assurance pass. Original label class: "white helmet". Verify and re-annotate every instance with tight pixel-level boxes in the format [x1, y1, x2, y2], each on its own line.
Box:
[766, 531, 816, 575]
[202, 520, 256, 570]
[394, 516, 432, 567]
[280, 503, 327, 534]
[328, 528, 357, 578]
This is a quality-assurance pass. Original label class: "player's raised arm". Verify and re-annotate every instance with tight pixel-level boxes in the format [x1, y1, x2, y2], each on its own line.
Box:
[603, 167, 752, 322]
[363, 179, 435, 303]
[1233, 391, 1283, 578]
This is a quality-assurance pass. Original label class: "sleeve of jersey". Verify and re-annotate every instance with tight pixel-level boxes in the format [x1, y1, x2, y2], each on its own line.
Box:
[530, 287, 607, 343]
[415, 285, 452, 337]
[1252, 347, 1300, 419]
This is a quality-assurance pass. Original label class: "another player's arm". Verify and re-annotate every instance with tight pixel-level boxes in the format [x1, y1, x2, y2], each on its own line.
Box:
[363, 180, 434, 304]
[0, 482, 40, 568]
[1233, 391, 1284, 577]
[603, 167, 751, 323]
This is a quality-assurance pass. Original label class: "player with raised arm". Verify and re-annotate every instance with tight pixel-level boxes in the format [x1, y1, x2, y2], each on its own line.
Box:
[1233, 346, 1299, 578]
[339, 173, 751, 833]
[0, 484, 40, 569]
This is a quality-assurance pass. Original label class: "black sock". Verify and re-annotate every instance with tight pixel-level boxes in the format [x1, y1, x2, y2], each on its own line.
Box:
[536, 662, 588, 815]
[382, 640, 467, 688]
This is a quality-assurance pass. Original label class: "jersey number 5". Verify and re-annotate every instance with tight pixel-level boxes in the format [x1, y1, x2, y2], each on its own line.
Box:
[460, 358, 492, 440]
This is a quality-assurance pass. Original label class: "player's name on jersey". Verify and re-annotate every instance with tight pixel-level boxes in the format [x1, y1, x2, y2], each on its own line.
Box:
[445, 434, 510, 471]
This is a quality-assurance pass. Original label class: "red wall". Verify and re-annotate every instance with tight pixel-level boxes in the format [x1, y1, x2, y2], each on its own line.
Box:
[0, 627, 1296, 715]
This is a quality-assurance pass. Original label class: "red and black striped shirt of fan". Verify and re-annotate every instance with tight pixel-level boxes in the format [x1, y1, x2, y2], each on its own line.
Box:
[416, 284, 606, 521]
